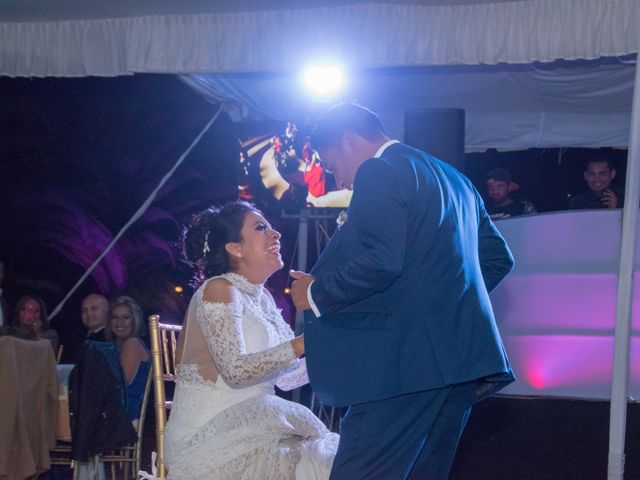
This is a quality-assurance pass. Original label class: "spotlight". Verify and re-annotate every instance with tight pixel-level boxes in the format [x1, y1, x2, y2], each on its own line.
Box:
[303, 64, 345, 97]
[174, 286, 184, 293]
[284, 287, 291, 295]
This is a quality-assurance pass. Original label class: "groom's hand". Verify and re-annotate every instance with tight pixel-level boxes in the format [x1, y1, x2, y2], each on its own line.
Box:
[289, 270, 314, 311]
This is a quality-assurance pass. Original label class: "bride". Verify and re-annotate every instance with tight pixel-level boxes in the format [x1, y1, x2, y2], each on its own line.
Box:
[163, 201, 338, 479]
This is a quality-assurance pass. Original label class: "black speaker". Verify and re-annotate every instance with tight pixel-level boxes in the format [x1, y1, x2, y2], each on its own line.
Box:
[404, 108, 465, 172]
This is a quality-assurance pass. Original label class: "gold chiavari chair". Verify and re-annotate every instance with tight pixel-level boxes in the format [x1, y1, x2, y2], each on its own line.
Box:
[49, 442, 74, 471]
[52, 356, 153, 480]
[50, 349, 74, 475]
[56, 344, 64, 364]
[148, 314, 182, 479]
[101, 369, 153, 479]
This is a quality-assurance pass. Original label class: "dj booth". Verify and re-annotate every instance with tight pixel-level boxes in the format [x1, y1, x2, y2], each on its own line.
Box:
[491, 209, 640, 399]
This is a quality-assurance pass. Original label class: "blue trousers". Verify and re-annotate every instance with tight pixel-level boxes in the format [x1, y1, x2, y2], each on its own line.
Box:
[329, 381, 477, 480]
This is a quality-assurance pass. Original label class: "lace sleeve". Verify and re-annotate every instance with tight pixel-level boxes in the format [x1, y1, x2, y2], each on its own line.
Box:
[197, 300, 297, 387]
[276, 357, 309, 391]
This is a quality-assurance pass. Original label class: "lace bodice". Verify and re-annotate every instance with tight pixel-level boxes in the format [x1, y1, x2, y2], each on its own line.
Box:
[179, 272, 308, 391]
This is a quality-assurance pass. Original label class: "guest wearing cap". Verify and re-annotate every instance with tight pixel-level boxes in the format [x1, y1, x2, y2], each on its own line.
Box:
[485, 167, 537, 219]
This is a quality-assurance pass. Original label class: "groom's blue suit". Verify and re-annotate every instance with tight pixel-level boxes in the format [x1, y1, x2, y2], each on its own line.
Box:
[304, 142, 514, 478]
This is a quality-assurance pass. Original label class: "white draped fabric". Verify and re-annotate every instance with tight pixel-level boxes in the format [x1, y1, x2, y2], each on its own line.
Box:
[183, 57, 637, 148]
[1, 0, 640, 77]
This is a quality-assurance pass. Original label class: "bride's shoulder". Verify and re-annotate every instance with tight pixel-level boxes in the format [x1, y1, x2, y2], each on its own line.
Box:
[201, 276, 239, 305]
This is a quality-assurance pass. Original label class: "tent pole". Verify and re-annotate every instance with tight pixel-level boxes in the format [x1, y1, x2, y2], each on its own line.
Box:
[295, 211, 309, 336]
[607, 53, 640, 480]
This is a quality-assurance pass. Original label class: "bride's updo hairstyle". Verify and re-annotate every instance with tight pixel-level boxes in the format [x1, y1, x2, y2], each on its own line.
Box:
[183, 201, 259, 283]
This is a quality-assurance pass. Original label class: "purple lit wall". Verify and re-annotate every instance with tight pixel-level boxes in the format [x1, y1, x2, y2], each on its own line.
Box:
[491, 210, 640, 399]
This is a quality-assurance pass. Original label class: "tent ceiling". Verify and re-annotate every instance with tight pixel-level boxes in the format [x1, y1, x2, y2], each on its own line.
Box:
[1, 0, 638, 148]
[0, 0, 521, 21]
[185, 57, 636, 149]
[1, 0, 638, 76]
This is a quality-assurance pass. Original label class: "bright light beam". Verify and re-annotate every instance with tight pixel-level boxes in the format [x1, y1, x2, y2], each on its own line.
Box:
[303, 64, 344, 97]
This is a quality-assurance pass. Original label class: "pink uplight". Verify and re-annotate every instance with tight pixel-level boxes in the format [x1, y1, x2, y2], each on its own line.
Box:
[491, 210, 640, 399]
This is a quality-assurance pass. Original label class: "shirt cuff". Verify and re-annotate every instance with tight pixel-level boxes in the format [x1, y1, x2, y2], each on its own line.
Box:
[307, 281, 321, 318]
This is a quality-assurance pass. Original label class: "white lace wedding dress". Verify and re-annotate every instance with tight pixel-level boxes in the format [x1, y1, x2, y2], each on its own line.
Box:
[163, 273, 338, 479]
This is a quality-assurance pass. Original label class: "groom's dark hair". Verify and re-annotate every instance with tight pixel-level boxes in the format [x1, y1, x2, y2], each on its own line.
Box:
[310, 103, 387, 150]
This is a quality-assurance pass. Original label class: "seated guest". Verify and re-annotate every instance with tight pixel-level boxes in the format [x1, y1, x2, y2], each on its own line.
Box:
[107, 296, 150, 423]
[81, 293, 109, 341]
[4, 295, 59, 353]
[569, 157, 625, 210]
[73, 292, 131, 478]
[485, 168, 537, 219]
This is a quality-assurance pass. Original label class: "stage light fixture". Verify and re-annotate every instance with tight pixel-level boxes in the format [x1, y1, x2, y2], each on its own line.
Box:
[303, 64, 344, 97]
[174, 285, 184, 293]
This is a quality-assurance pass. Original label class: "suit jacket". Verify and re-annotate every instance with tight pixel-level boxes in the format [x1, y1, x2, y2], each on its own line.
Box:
[305, 142, 515, 407]
[86, 327, 107, 342]
[68, 341, 135, 461]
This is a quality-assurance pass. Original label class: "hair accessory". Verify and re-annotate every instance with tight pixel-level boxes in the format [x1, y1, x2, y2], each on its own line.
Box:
[203, 232, 210, 256]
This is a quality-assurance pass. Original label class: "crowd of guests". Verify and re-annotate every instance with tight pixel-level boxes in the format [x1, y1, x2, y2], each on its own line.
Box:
[0, 276, 151, 478]
[484, 157, 625, 220]
[0, 281, 150, 426]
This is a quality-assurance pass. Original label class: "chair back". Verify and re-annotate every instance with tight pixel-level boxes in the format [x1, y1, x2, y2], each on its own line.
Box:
[100, 367, 152, 479]
[133, 369, 153, 471]
[148, 314, 182, 479]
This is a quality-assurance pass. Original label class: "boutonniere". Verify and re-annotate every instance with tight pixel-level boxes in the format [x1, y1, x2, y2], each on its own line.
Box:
[336, 210, 348, 229]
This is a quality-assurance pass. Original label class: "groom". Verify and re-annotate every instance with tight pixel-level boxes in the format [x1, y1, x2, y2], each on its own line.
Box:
[290, 103, 515, 479]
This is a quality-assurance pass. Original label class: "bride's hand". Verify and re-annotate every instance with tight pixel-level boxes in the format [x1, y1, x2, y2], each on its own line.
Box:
[291, 334, 305, 358]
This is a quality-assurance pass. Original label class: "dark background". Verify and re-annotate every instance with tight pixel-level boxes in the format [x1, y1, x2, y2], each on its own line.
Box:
[0, 75, 239, 359]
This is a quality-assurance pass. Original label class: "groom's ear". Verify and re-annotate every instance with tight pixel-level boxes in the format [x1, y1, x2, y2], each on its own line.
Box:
[341, 130, 356, 153]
